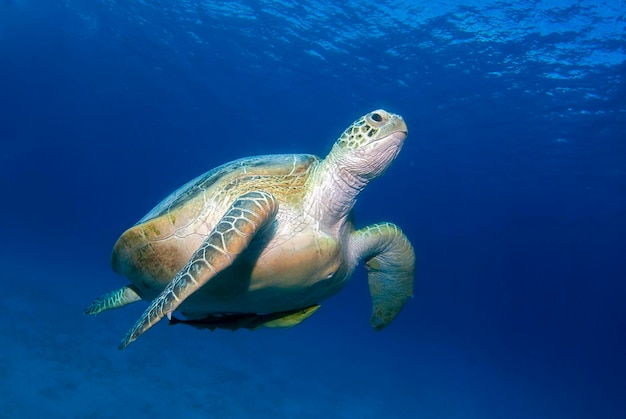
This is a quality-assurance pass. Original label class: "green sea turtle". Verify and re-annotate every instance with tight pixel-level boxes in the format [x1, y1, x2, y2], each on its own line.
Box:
[86, 109, 416, 350]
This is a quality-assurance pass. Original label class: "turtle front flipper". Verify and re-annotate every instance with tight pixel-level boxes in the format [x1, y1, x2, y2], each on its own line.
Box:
[84, 285, 142, 315]
[352, 222, 415, 330]
[118, 190, 278, 350]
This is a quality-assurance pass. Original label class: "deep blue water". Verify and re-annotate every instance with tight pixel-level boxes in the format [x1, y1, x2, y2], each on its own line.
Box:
[1, 1, 625, 417]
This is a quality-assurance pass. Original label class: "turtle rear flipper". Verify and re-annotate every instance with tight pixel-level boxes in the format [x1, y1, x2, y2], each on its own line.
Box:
[84, 285, 142, 315]
[258, 304, 321, 329]
[118, 190, 278, 350]
[171, 304, 321, 331]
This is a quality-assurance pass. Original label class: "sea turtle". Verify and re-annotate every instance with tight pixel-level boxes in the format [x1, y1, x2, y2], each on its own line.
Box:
[86, 109, 416, 349]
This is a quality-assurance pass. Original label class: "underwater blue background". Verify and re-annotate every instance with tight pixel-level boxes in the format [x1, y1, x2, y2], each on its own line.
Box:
[1, 0, 625, 417]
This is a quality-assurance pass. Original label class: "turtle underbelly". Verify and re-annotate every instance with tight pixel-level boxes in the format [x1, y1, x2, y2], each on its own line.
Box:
[178, 233, 348, 316]
[179, 275, 345, 316]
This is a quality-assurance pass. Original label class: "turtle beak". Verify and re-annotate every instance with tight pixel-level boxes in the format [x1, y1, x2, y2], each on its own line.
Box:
[391, 114, 408, 138]
[376, 113, 407, 144]
[392, 130, 407, 142]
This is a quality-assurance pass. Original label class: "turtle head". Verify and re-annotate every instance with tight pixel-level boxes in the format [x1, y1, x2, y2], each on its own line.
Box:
[331, 109, 408, 183]
[311, 109, 408, 224]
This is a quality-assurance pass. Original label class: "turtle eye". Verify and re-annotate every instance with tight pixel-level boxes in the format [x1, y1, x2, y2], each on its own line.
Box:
[371, 112, 383, 122]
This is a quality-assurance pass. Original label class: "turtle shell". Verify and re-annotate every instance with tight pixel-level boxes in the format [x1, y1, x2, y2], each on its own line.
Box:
[111, 153, 320, 297]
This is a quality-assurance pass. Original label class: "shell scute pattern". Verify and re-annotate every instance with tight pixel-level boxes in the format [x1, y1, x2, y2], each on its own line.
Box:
[122, 154, 320, 261]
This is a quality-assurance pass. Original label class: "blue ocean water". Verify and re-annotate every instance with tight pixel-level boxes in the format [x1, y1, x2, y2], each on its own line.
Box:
[1, 0, 625, 417]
